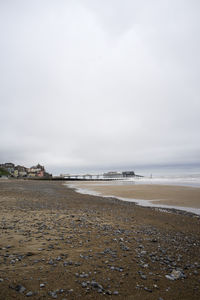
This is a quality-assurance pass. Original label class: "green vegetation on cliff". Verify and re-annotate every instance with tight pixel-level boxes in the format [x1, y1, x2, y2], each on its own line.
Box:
[0, 167, 10, 176]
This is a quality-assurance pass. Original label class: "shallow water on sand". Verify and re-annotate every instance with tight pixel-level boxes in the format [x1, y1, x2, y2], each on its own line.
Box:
[66, 180, 200, 216]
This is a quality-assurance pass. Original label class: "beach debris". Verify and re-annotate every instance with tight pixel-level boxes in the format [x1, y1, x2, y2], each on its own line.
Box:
[165, 269, 185, 280]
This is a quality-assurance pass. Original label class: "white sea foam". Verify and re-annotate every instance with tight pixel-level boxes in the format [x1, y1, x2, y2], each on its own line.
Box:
[119, 174, 200, 188]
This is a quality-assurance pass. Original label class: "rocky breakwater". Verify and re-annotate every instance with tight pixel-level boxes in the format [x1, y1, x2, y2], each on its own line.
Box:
[0, 179, 200, 299]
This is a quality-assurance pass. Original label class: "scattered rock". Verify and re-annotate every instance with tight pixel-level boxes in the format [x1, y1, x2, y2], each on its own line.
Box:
[165, 269, 185, 280]
[26, 291, 33, 297]
[48, 291, 57, 298]
[81, 282, 87, 288]
[113, 290, 119, 295]
[144, 287, 152, 293]
[15, 284, 26, 293]
[26, 252, 34, 256]
[40, 283, 45, 288]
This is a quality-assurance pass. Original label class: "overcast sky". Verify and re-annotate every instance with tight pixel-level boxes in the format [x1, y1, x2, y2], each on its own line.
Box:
[0, 0, 200, 174]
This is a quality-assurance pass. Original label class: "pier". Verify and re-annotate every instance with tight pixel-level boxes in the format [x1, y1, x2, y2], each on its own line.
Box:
[54, 171, 142, 181]
[59, 174, 109, 180]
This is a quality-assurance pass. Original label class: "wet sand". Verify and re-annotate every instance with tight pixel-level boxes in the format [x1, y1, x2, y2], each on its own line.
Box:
[0, 180, 200, 300]
[71, 182, 200, 209]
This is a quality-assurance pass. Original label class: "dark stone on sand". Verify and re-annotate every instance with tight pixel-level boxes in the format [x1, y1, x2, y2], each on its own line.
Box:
[15, 284, 26, 293]
[144, 287, 152, 292]
[26, 252, 34, 256]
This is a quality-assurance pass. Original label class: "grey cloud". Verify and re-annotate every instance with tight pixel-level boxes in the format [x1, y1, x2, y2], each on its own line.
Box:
[0, 0, 200, 174]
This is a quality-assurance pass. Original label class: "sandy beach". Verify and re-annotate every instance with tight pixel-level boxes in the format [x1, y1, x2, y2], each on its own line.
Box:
[0, 179, 200, 299]
[70, 181, 200, 210]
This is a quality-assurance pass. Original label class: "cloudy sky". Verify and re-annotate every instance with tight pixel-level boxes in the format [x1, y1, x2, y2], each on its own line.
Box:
[0, 0, 200, 174]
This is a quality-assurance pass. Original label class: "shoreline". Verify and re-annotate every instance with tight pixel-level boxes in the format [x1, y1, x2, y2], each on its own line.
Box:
[66, 181, 200, 216]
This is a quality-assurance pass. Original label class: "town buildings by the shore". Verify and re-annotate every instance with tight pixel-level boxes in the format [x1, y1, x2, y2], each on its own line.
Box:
[0, 163, 52, 179]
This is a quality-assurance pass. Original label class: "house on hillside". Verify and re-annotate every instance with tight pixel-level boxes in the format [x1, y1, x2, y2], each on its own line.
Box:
[0, 163, 15, 175]
[0, 162, 51, 179]
[28, 164, 44, 177]
[27, 163, 51, 178]
[14, 165, 28, 177]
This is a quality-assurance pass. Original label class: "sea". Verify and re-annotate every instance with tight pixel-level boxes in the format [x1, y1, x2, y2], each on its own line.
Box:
[124, 164, 200, 187]
[124, 174, 200, 188]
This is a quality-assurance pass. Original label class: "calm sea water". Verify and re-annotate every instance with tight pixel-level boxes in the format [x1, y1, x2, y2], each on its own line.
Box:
[132, 165, 200, 187]
[124, 174, 200, 188]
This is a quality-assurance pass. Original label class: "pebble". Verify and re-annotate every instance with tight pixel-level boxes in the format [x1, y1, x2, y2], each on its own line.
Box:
[106, 290, 112, 295]
[15, 284, 26, 293]
[81, 282, 87, 288]
[165, 269, 185, 280]
[49, 291, 57, 298]
[63, 260, 73, 266]
[0, 278, 4, 282]
[56, 256, 62, 261]
[40, 283, 45, 288]
[91, 281, 99, 288]
[151, 239, 158, 243]
[113, 291, 119, 295]
[26, 291, 33, 297]
[144, 287, 152, 293]
[26, 252, 34, 256]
